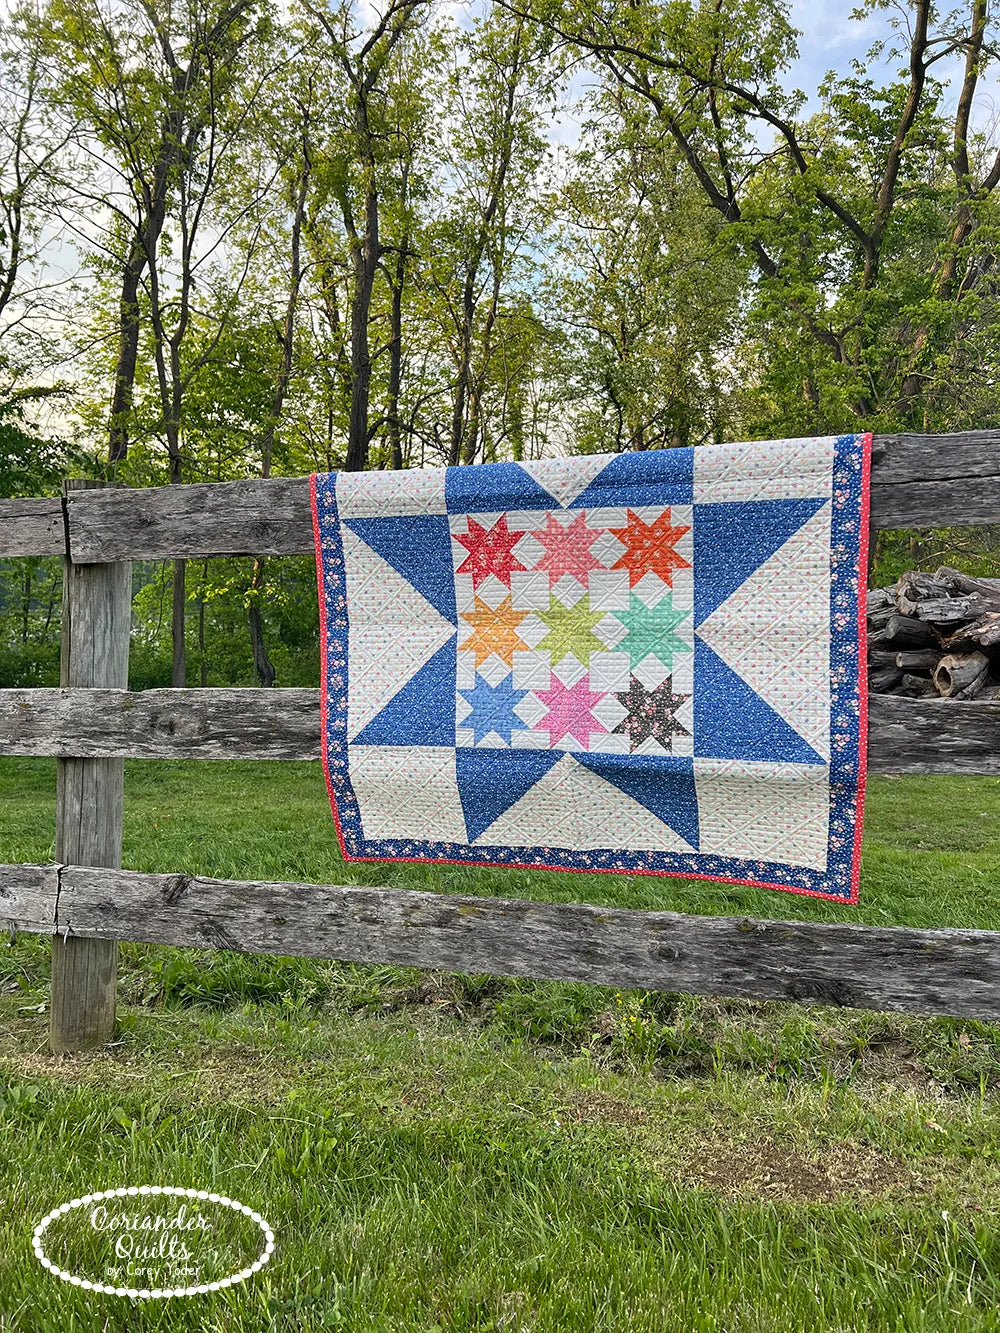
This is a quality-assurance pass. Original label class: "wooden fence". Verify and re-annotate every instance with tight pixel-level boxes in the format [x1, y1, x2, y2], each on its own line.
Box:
[1, 433, 999, 1052]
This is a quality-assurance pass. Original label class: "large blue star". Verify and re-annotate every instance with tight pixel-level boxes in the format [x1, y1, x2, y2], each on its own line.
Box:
[459, 672, 531, 745]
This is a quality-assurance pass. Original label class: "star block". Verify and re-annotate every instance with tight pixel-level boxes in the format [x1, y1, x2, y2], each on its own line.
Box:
[459, 672, 531, 745]
[535, 592, 607, 666]
[534, 675, 608, 748]
[614, 591, 692, 670]
[459, 595, 530, 667]
[534, 511, 604, 588]
[454, 515, 527, 591]
[614, 674, 691, 751]
[610, 508, 691, 588]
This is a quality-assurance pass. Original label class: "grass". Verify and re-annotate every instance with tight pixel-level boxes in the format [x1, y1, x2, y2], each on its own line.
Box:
[0, 759, 999, 1330]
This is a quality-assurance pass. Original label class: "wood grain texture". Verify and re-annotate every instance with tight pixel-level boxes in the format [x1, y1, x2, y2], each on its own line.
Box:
[871, 430, 1000, 482]
[1, 687, 997, 774]
[870, 477, 1000, 530]
[52, 433, 1000, 562]
[0, 688, 320, 759]
[0, 497, 65, 557]
[50, 480, 128, 1054]
[0, 863, 58, 932]
[50, 864, 1000, 1021]
[866, 694, 1000, 774]
[0, 434, 995, 561]
[67, 477, 312, 561]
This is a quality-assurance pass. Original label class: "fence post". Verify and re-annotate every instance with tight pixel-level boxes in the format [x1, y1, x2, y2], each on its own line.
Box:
[49, 478, 131, 1053]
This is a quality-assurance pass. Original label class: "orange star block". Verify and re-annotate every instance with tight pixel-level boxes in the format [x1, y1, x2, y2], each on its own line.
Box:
[454, 515, 527, 590]
[460, 596, 530, 667]
[610, 508, 691, 588]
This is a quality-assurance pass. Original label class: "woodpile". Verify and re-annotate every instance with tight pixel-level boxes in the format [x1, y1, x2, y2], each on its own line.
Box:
[867, 566, 1000, 699]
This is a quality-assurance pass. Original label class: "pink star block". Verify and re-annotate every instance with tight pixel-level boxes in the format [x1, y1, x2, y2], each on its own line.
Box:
[534, 676, 608, 749]
[534, 511, 603, 587]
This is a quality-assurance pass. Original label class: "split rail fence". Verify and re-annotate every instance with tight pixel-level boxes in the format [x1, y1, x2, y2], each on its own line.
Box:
[1, 433, 999, 1052]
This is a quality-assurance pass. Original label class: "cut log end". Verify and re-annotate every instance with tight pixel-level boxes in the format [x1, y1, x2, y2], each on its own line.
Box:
[869, 571, 1000, 702]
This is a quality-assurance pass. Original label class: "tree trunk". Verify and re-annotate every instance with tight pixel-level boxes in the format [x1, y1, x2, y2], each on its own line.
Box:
[248, 558, 275, 687]
[449, 332, 472, 467]
[171, 559, 186, 687]
[108, 257, 145, 465]
[387, 250, 406, 470]
[198, 560, 208, 688]
[21, 562, 31, 644]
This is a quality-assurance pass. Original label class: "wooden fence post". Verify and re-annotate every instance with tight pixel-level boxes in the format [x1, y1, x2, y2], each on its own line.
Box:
[49, 479, 131, 1053]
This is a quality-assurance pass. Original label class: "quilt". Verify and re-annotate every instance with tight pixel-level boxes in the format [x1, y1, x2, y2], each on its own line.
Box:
[311, 433, 871, 902]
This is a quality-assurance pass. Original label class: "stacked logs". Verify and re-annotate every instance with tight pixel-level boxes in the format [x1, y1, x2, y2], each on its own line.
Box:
[867, 566, 1000, 700]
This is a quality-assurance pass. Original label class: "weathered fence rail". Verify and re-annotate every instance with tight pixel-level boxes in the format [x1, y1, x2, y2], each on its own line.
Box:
[0, 431, 998, 1051]
[0, 688, 998, 774]
[2, 863, 1000, 1022]
[1, 430, 999, 562]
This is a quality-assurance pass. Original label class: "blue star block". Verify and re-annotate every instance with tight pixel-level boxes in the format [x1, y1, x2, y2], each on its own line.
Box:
[459, 672, 531, 746]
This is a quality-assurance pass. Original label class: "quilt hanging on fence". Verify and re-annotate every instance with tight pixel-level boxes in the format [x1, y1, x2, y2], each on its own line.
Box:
[311, 432, 872, 903]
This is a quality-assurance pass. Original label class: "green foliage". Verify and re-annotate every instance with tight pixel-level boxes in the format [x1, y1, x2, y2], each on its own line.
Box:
[3, 0, 1000, 686]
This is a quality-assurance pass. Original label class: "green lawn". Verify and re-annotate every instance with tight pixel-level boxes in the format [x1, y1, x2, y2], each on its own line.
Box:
[0, 759, 999, 1331]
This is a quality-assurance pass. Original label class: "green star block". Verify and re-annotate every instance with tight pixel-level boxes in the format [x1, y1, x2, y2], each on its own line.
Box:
[536, 592, 607, 666]
[615, 592, 692, 670]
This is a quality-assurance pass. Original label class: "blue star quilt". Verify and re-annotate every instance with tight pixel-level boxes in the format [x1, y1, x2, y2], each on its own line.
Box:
[311, 433, 871, 902]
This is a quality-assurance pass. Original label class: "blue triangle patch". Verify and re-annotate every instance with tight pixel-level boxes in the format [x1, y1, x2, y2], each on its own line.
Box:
[569, 447, 694, 509]
[575, 753, 700, 850]
[456, 748, 562, 843]
[445, 462, 558, 513]
[345, 516, 457, 624]
[353, 638, 456, 747]
[693, 498, 826, 625]
[693, 640, 824, 764]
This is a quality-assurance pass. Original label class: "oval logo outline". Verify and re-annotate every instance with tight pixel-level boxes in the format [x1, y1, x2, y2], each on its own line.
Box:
[32, 1185, 275, 1299]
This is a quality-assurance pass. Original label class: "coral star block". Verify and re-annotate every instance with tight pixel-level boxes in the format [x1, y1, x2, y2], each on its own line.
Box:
[535, 511, 603, 587]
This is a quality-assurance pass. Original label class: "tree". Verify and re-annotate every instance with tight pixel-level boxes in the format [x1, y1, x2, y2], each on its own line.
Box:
[546, 86, 746, 452]
[500, 0, 1000, 432]
[422, 6, 556, 466]
[0, 10, 78, 406]
[39, 0, 275, 683]
[303, 0, 433, 473]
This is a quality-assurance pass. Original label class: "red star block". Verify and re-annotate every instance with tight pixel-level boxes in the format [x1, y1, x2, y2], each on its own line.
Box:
[455, 515, 527, 591]
[610, 508, 691, 588]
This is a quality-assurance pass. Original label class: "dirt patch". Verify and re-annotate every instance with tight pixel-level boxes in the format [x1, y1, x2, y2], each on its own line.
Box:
[674, 1139, 912, 1204]
[563, 1088, 650, 1129]
[1, 1043, 301, 1106]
